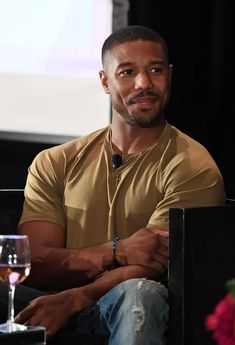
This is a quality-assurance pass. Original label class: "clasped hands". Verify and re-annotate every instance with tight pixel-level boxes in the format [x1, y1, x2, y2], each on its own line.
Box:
[116, 227, 169, 273]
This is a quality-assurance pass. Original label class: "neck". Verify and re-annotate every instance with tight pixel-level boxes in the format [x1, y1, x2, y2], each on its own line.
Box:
[111, 115, 166, 154]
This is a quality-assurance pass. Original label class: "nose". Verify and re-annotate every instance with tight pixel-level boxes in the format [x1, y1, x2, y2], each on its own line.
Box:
[134, 72, 153, 90]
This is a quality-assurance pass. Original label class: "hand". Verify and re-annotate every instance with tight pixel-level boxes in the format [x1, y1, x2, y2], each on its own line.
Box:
[117, 228, 168, 273]
[15, 291, 75, 337]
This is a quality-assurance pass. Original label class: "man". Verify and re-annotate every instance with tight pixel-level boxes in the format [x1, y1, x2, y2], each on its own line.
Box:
[5, 25, 224, 344]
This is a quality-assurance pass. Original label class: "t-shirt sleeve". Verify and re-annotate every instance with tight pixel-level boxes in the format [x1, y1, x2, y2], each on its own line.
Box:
[19, 148, 66, 229]
[146, 150, 225, 231]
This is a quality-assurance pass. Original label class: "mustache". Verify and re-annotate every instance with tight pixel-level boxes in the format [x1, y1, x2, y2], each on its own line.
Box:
[127, 91, 160, 104]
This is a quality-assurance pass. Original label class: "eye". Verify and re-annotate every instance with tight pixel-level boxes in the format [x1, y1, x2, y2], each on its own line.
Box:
[150, 67, 163, 73]
[119, 69, 133, 76]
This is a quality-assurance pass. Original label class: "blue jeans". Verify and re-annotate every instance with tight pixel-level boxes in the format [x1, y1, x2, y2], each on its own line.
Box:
[0, 278, 169, 345]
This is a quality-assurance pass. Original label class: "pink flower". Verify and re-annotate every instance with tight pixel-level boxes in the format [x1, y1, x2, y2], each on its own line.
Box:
[205, 293, 235, 345]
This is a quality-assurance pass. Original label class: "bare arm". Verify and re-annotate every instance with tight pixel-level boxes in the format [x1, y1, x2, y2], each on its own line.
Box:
[19, 222, 168, 291]
[19, 221, 116, 290]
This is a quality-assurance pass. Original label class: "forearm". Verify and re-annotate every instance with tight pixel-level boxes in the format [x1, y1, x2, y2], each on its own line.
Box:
[26, 242, 116, 290]
[68, 265, 159, 313]
[22, 223, 168, 291]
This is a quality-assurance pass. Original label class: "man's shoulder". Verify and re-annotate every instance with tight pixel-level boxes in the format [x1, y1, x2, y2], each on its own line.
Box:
[167, 123, 210, 155]
[54, 126, 109, 150]
[163, 123, 220, 175]
[31, 126, 110, 165]
[36, 126, 110, 160]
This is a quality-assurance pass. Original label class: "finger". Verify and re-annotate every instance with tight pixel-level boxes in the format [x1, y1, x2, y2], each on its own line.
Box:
[25, 314, 45, 328]
[158, 237, 169, 248]
[150, 228, 168, 236]
[156, 246, 168, 258]
[155, 255, 168, 271]
[15, 306, 35, 323]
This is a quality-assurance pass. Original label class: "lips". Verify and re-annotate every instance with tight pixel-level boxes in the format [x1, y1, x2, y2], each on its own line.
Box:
[129, 92, 159, 105]
[130, 95, 158, 111]
[133, 96, 157, 105]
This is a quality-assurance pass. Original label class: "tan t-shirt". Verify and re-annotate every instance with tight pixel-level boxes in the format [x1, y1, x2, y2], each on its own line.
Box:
[19, 123, 225, 248]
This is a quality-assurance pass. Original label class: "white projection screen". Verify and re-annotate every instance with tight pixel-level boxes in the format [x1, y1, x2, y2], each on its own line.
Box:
[0, 0, 113, 138]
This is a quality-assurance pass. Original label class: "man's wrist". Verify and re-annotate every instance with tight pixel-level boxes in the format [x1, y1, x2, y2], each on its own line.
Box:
[107, 236, 119, 269]
[115, 239, 127, 266]
[112, 236, 119, 260]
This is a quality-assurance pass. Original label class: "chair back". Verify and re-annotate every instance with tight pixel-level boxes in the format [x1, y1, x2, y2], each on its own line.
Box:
[168, 203, 235, 345]
[0, 189, 24, 235]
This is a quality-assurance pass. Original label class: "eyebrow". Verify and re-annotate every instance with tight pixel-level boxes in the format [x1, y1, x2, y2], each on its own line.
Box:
[116, 60, 165, 69]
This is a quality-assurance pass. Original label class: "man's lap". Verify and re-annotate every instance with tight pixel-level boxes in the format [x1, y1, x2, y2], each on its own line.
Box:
[0, 278, 168, 343]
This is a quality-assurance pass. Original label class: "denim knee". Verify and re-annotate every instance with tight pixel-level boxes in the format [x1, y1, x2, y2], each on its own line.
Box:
[98, 278, 168, 329]
[97, 278, 169, 345]
[117, 278, 168, 321]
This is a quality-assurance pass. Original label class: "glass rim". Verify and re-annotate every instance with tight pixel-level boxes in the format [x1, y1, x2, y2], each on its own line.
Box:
[0, 235, 28, 239]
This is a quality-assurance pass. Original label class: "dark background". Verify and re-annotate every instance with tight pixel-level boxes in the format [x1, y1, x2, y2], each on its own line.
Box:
[128, 0, 234, 197]
[1, 0, 235, 197]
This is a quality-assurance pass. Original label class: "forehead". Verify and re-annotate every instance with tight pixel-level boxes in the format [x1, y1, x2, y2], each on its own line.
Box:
[104, 39, 167, 69]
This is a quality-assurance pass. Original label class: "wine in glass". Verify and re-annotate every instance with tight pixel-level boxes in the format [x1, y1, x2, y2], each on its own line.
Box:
[0, 234, 31, 333]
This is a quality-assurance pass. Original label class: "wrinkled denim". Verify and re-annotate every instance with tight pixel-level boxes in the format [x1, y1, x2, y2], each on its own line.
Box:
[0, 278, 169, 345]
[74, 278, 169, 345]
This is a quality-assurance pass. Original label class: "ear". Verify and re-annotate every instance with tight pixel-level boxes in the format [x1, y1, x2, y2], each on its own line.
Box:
[99, 70, 110, 94]
[168, 64, 173, 82]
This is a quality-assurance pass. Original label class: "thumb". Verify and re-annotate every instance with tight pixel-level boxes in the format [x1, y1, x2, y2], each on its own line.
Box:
[150, 228, 168, 238]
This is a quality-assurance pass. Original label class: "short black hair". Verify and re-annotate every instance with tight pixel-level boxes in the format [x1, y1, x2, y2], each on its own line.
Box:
[102, 25, 169, 65]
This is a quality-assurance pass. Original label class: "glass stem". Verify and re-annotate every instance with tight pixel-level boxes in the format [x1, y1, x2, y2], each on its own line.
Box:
[7, 284, 15, 323]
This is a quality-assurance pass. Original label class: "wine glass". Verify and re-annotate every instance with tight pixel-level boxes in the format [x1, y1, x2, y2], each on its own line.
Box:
[0, 234, 31, 333]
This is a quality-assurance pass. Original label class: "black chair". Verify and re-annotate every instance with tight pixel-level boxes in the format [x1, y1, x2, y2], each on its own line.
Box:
[168, 203, 235, 345]
[0, 189, 24, 234]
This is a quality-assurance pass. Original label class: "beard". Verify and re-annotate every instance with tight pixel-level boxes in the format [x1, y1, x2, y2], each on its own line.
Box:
[112, 103, 165, 128]
[112, 90, 168, 128]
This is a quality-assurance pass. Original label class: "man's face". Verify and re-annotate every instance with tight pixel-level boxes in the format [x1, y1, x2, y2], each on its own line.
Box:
[100, 39, 172, 128]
